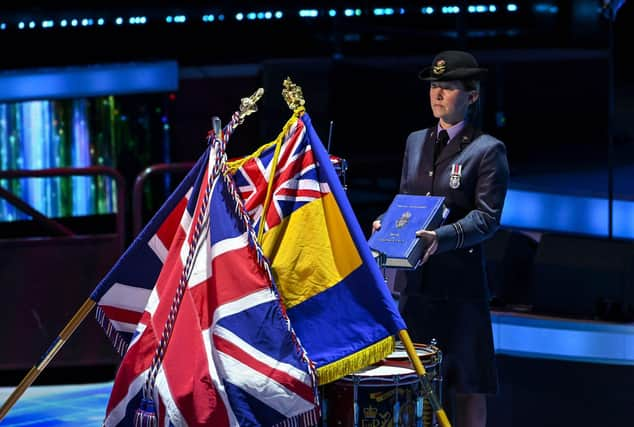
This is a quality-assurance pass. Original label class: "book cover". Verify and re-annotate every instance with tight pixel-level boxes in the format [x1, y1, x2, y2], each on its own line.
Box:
[368, 194, 447, 269]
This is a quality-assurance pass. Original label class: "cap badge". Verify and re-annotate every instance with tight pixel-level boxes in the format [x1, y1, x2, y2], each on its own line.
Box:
[432, 59, 446, 75]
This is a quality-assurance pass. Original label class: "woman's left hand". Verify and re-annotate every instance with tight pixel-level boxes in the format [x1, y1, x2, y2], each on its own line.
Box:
[415, 229, 438, 265]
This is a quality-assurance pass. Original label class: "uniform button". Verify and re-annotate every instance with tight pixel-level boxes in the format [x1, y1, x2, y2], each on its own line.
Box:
[468, 248, 474, 254]
[428, 171, 433, 176]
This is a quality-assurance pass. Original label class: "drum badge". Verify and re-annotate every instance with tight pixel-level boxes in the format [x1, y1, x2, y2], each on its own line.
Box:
[449, 164, 462, 189]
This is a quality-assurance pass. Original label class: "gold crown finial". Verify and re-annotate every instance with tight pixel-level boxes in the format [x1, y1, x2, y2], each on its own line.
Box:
[282, 77, 305, 111]
[238, 87, 264, 123]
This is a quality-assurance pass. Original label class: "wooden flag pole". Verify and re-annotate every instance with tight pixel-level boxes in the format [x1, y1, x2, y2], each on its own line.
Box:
[399, 329, 452, 427]
[0, 298, 96, 421]
[0, 87, 267, 423]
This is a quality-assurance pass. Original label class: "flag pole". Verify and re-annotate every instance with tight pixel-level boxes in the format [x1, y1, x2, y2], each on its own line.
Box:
[0, 298, 96, 421]
[0, 87, 267, 423]
[399, 329, 452, 427]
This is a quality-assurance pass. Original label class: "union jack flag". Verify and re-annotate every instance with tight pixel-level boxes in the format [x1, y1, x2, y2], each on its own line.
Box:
[234, 117, 326, 234]
[91, 153, 207, 355]
[91, 142, 319, 426]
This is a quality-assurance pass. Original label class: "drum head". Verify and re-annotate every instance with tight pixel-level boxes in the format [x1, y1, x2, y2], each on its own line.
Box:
[351, 364, 416, 378]
[387, 344, 438, 360]
[385, 342, 441, 371]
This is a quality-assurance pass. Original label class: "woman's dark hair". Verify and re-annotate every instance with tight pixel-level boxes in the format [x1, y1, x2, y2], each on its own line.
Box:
[462, 79, 479, 92]
[462, 79, 482, 125]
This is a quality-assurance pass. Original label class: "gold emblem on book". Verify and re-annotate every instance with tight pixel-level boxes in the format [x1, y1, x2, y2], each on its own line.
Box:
[395, 211, 411, 228]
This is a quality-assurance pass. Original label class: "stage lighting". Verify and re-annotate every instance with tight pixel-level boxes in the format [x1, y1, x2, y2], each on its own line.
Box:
[601, 0, 626, 20]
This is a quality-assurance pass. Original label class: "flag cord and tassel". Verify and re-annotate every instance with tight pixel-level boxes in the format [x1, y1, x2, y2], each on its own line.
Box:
[399, 329, 452, 427]
[134, 88, 267, 425]
[135, 135, 218, 427]
[134, 117, 232, 426]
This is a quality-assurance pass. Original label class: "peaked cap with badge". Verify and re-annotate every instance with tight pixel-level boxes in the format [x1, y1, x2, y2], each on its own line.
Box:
[418, 50, 488, 81]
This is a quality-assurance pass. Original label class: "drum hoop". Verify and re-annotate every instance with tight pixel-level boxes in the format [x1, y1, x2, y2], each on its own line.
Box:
[340, 372, 420, 386]
[387, 344, 442, 367]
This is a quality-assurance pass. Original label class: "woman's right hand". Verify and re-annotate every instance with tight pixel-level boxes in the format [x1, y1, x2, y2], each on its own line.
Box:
[371, 220, 381, 234]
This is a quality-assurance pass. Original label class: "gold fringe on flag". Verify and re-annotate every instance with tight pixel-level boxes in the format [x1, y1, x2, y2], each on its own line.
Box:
[315, 335, 396, 385]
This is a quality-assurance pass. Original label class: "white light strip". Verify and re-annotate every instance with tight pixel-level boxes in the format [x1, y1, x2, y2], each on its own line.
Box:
[373, 8, 395, 16]
[299, 9, 319, 18]
[1, 5, 529, 31]
[442, 6, 461, 14]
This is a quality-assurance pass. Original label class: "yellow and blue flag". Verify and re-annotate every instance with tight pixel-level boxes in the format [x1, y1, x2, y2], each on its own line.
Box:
[230, 109, 406, 384]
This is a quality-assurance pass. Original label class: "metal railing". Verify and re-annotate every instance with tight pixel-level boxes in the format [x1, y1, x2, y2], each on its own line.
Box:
[132, 162, 195, 236]
[0, 166, 127, 249]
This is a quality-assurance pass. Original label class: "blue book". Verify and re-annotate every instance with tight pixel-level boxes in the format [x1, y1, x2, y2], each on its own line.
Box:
[368, 194, 447, 269]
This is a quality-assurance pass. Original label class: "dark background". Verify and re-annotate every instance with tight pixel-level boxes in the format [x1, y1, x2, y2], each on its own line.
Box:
[1, 2, 634, 426]
[2, 0, 625, 230]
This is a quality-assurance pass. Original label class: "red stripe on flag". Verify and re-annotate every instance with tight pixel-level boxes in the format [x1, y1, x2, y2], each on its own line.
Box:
[276, 121, 305, 167]
[155, 195, 189, 252]
[241, 166, 268, 213]
[214, 333, 315, 404]
[160, 280, 229, 427]
[271, 146, 314, 187]
[190, 245, 272, 330]
[276, 188, 323, 199]
[99, 305, 144, 326]
[185, 166, 210, 250]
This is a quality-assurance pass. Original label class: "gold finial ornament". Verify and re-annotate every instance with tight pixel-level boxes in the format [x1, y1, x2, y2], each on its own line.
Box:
[238, 87, 265, 123]
[282, 77, 305, 111]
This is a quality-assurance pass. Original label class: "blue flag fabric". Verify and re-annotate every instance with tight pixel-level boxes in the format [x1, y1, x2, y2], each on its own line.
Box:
[231, 110, 407, 384]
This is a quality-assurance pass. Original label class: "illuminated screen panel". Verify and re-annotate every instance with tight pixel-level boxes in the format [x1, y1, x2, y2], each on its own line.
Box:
[501, 188, 634, 240]
[0, 61, 177, 223]
[0, 61, 178, 103]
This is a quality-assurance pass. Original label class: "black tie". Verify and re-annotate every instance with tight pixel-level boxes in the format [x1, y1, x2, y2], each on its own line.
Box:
[434, 129, 449, 162]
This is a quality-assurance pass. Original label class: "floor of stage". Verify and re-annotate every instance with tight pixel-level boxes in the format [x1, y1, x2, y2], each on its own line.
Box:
[0, 382, 111, 426]
[2, 310, 634, 426]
